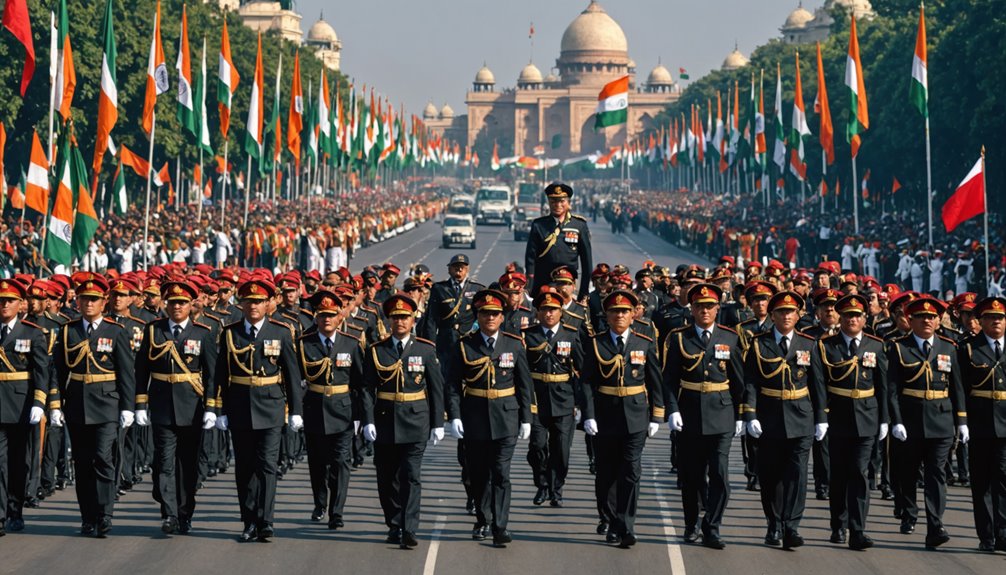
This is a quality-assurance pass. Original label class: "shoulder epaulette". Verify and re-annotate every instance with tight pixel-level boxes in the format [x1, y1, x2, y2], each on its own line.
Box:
[102, 317, 121, 327]
[501, 331, 523, 342]
[635, 318, 653, 326]
[268, 318, 292, 327]
[192, 321, 212, 331]
[670, 325, 689, 334]
[414, 337, 435, 346]
[299, 307, 315, 317]
[21, 319, 42, 330]
[752, 330, 773, 339]
[738, 318, 756, 327]
[631, 331, 654, 342]
[560, 323, 578, 332]
[224, 320, 243, 330]
[518, 305, 531, 312]
[937, 334, 957, 345]
[571, 214, 587, 221]
[59, 312, 74, 321]
[593, 329, 611, 340]
[795, 331, 815, 341]
[864, 333, 884, 343]
[716, 324, 737, 335]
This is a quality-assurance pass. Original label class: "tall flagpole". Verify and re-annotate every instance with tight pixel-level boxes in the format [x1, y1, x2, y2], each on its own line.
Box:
[196, 145, 203, 226]
[46, 12, 57, 165]
[851, 156, 859, 234]
[925, 115, 934, 247]
[243, 154, 252, 228]
[220, 139, 229, 227]
[982, 146, 989, 293]
[142, 111, 156, 270]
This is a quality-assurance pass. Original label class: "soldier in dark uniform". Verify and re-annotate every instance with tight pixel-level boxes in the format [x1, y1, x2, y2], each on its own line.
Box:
[634, 269, 659, 321]
[499, 272, 534, 336]
[446, 289, 533, 548]
[887, 296, 967, 549]
[297, 290, 363, 530]
[736, 280, 776, 492]
[133, 278, 164, 324]
[0, 280, 50, 534]
[802, 288, 842, 501]
[525, 182, 592, 301]
[663, 284, 744, 549]
[811, 294, 888, 550]
[54, 274, 136, 537]
[524, 289, 583, 508]
[26, 280, 64, 503]
[133, 281, 218, 535]
[581, 290, 664, 548]
[373, 264, 401, 305]
[277, 273, 315, 333]
[361, 293, 445, 549]
[960, 297, 1006, 552]
[212, 277, 243, 325]
[587, 264, 612, 334]
[743, 291, 826, 550]
[106, 277, 147, 494]
[552, 266, 593, 342]
[653, 266, 705, 353]
[214, 278, 304, 542]
[631, 298, 658, 342]
[946, 293, 978, 488]
[715, 270, 748, 328]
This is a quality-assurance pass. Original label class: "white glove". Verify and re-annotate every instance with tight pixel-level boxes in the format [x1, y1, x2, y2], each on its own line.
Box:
[28, 406, 44, 425]
[735, 420, 745, 437]
[135, 409, 150, 427]
[892, 423, 908, 442]
[49, 409, 63, 428]
[647, 422, 659, 438]
[878, 423, 889, 441]
[450, 418, 465, 439]
[814, 423, 829, 442]
[120, 410, 134, 428]
[363, 423, 377, 442]
[430, 427, 444, 446]
[574, 407, 582, 424]
[583, 418, 598, 436]
[216, 415, 229, 431]
[518, 422, 531, 440]
[202, 412, 217, 430]
[354, 420, 360, 435]
[289, 414, 304, 432]
[669, 412, 683, 432]
[746, 419, 763, 438]
[958, 424, 970, 444]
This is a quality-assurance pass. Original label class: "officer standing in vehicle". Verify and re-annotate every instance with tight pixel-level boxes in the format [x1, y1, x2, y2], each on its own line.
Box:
[525, 182, 592, 302]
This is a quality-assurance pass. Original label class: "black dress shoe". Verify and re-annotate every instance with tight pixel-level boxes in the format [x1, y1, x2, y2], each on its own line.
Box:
[596, 520, 609, 535]
[782, 531, 804, 550]
[0, 524, 5, 537]
[605, 530, 620, 544]
[23, 498, 39, 509]
[239, 524, 258, 542]
[958, 478, 970, 487]
[588, 460, 596, 475]
[207, 468, 218, 477]
[764, 529, 782, 547]
[900, 519, 916, 534]
[683, 527, 699, 543]
[881, 487, 894, 500]
[472, 524, 488, 541]
[702, 532, 726, 549]
[830, 528, 847, 544]
[97, 517, 112, 538]
[816, 488, 829, 501]
[311, 507, 324, 522]
[995, 537, 1006, 552]
[492, 529, 512, 548]
[925, 527, 950, 549]
[849, 532, 874, 550]
[56, 479, 67, 490]
[386, 527, 402, 544]
[178, 518, 192, 534]
[161, 516, 178, 534]
[257, 523, 274, 541]
[401, 531, 419, 548]
[328, 517, 344, 530]
[532, 487, 549, 506]
[81, 523, 96, 536]
[979, 541, 996, 552]
[550, 495, 563, 508]
[465, 497, 476, 516]
[619, 531, 638, 549]
[746, 477, 760, 492]
[7, 517, 24, 532]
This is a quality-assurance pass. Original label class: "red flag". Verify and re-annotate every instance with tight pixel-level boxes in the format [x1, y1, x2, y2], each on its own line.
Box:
[2, 0, 35, 97]
[892, 177, 902, 194]
[942, 157, 985, 232]
[119, 145, 151, 178]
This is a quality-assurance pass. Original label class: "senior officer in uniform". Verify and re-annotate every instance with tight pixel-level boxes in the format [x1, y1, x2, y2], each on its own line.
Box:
[960, 297, 1006, 552]
[887, 296, 967, 549]
[743, 291, 826, 550]
[811, 294, 888, 550]
[0, 280, 50, 535]
[523, 288, 583, 508]
[361, 293, 444, 549]
[525, 182, 592, 301]
[663, 284, 744, 549]
[214, 279, 304, 542]
[581, 290, 664, 549]
[297, 290, 363, 530]
[446, 289, 533, 548]
[133, 280, 218, 535]
[54, 274, 136, 537]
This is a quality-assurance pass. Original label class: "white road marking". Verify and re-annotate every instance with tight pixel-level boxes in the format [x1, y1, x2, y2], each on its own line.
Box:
[622, 234, 653, 261]
[422, 514, 447, 575]
[652, 468, 687, 575]
[472, 228, 506, 277]
[384, 231, 436, 262]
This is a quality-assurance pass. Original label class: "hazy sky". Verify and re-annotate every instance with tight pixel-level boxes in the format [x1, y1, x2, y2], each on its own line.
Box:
[295, 0, 808, 116]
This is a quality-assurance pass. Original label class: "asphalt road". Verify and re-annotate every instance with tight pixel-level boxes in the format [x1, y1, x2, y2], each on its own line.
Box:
[5, 218, 1002, 574]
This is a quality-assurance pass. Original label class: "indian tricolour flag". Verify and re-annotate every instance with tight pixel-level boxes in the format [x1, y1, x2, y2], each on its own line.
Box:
[594, 76, 629, 130]
[909, 4, 928, 118]
[45, 146, 74, 266]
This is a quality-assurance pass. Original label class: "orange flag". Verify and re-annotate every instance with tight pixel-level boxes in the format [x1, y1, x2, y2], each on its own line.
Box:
[142, 0, 168, 137]
[25, 131, 50, 215]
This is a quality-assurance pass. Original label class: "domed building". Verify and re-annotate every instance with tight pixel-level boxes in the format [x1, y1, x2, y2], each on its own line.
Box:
[236, 1, 303, 44]
[462, 1, 679, 159]
[305, 15, 342, 71]
[780, 0, 875, 45]
[721, 45, 750, 71]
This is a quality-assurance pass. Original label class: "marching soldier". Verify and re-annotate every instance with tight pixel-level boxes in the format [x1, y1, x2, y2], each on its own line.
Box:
[811, 294, 888, 550]
[361, 294, 444, 549]
[214, 279, 304, 542]
[499, 272, 534, 336]
[634, 269, 659, 321]
[960, 297, 1006, 552]
[587, 265, 612, 334]
[887, 296, 967, 549]
[525, 182, 592, 301]
[298, 290, 363, 530]
[26, 281, 63, 503]
[804, 288, 842, 501]
[374, 264, 401, 304]
[737, 280, 777, 492]
[743, 291, 826, 550]
[133, 281, 218, 535]
[0, 280, 51, 534]
[523, 288, 583, 508]
[552, 266, 593, 342]
[581, 290, 664, 549]
[446, 289, 533, 548]
[663, 284, 744, 549]
[106, 277, 146, 494]
[54, 275, 136, 537]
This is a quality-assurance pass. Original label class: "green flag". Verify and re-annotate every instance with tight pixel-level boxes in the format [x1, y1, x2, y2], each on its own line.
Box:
[112, 159, 127, 215]
[44, 132, 73, 267]
[194, 39, 212, 154]
[71, 142, 99, 262]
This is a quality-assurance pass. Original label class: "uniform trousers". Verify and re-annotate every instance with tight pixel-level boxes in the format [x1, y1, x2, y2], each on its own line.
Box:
[305, 428, 353, 519]
[828, 435, 874, 533]
[152, 424, 202, 521]
[812, 435, 830, 493]
[894, 435, 953, 535]
[67, 422, 118, 523]
[758, 435, 812, 534]
[527, 413, 574, 495]
[968, 437, 1006, 544]
[465, 435, 517, 532]
[231, 427, 282, 527]
[375, 441, 426, 534]
[594, 431, 646, 536]
[678, 432, 731, 536]
[0, 423, 30, 521]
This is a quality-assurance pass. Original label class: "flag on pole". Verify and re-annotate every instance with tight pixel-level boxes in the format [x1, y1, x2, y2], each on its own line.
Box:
[910, 3, 928, 118]
[176, 3, 195, 136]
[45, 139, 73, 265]
[942, 157, 984, 232]
[112, 159, 127, 215]
[772, 64, 786, 172]
[316, 69, 331, 154]
[790, 52, 811, 181]
[491, 141, 500, 171]
[217, 18, 240, 138]
[2, 0, 35, 97]
[287, 51, 303, 167]
[815, 42, 835, 166]
[892, 176, 902, 194]
[679, 67, 690, 80]
[119, 144, 151, 178]
[92, 0, 117, 174]
[755, 70, 766, 158]
[54, 0, 76, 121]
[194, 38, 212, 154]
[861, 168, 870, 199]
[594, 76, 629, 129]
[244, 32, 264, 159]
[142, 0, 167, 137]
[845, 14, 869, 158]
[714, 92, 727, 173]
[71, 142, 98, 261]
[25, 131, 49, 216]
[264, 53, 283, 170]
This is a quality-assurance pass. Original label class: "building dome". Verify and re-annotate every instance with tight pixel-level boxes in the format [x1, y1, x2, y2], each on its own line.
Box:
[559, 1, 628, 62]
[647, 64, 673, 86]
[307, 17, 338, 43]
[544, 73, 560, 85]
[474, 64, 495, 85]
[518, 63, 543, 85]
[783, 4, 814, 29]
[423, 101, 438, 119]
[440, 103, 454, 119]
[722, 47, 750, 70]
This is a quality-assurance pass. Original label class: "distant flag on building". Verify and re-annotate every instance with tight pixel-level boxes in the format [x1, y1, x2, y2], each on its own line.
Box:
[218, 17, 240, 138]
[815, 42, 835, 166]
[845, 14, 869, 158]
[142, 0, 168, 137]
[54, 0, 76, 121]
[909, 3, 928, 118]
[594, 76, 629, 130]
[287, 50, 303, 167]
[25, 131, 49, 216]
[176, 3, 195, 136]
[942, 155, 985, 232]
[679, 67, 689, 80]
[2, 0, 35, 97]
[92, 0, 117, 174]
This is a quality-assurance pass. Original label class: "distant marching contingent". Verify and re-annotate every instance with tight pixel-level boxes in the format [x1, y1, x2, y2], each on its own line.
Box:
[0, 181, 1004, 556]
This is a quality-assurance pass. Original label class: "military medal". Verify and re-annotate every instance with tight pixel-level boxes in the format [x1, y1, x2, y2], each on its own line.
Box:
[184, 339, 201, 355]
[563, 229, 579, 245]
[862, 352, 876, 368]
[714, 344, 730, 360]
[96, 338, 114, 353]
[264, 340, 281, 356]
[796, 350, 811, 366]
[407, 356, 423, 372]
[499, 353, 514, 368]
[937, 354, 952, 372]
[556, 341, 571, 357]
[14, 339, 30, 353]
[630, 350, 646, 365]
[335, 352, 352, 367]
